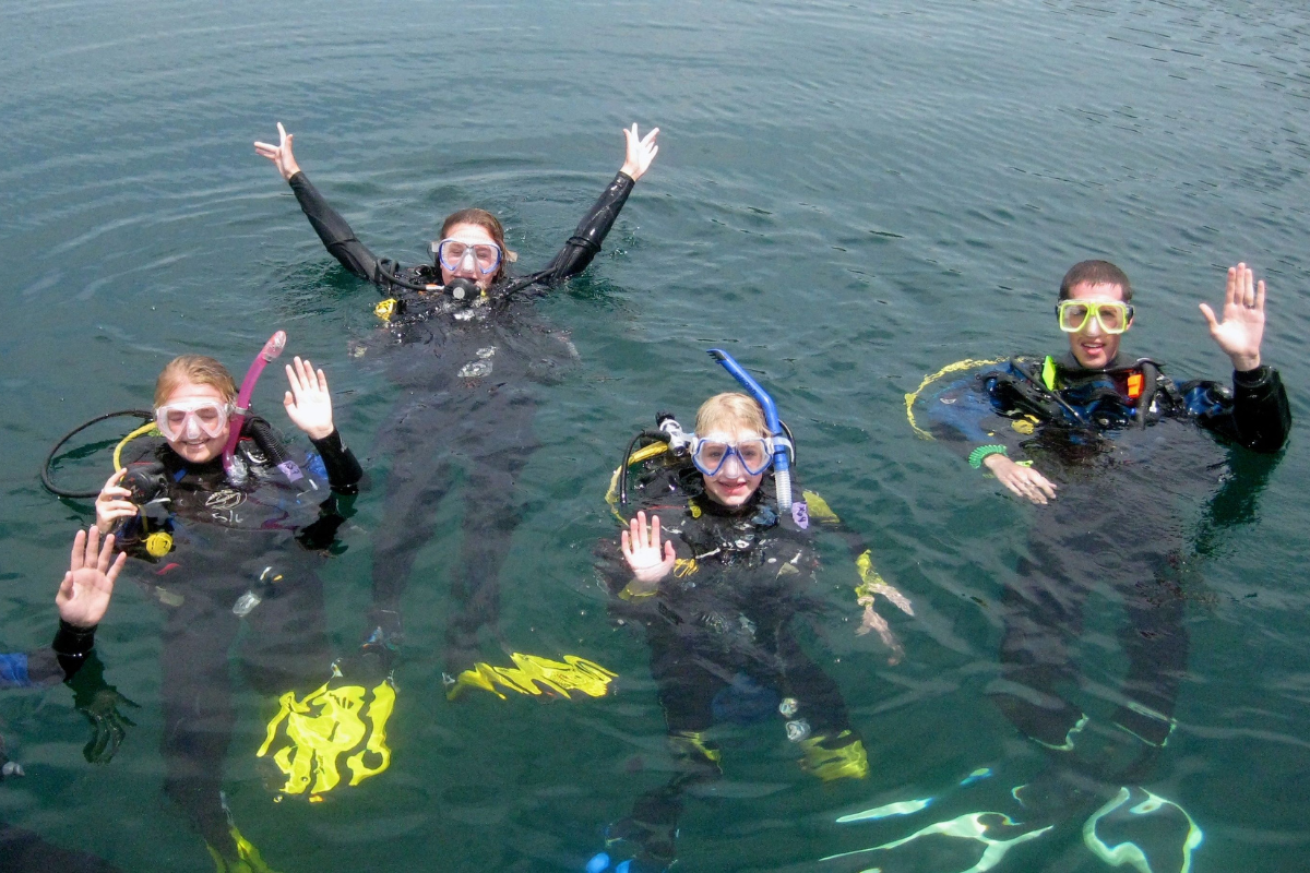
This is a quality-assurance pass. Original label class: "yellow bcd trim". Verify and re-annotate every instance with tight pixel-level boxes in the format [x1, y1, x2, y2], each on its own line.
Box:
[801, 489, 841, 525]
[448, 653, 617, 701]
[904, 357, 1011, 440]
[605, 442, 671, 523]
[374, 298, 397, 320]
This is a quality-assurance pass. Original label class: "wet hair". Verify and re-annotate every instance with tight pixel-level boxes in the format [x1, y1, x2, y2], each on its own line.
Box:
[1059, 260, 1133, 302]
[439, 208, 517, 283]
[154, 355, 238, 408]
[695, 392, 768, 437]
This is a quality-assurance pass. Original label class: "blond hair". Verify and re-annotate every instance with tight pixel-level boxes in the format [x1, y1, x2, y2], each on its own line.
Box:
[154, 355, 238, 408]
[695, 392, 767, 437]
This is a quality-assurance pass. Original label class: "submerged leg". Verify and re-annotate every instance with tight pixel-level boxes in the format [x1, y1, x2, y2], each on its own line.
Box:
[369, 405, 457, 639]
[991, 556, 1088, 752]
[443, 391, 538, 676]
[159, 599, 241, 856]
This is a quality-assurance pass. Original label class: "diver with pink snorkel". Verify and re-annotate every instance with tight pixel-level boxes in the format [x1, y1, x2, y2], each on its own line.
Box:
[78, 336, 367, 871]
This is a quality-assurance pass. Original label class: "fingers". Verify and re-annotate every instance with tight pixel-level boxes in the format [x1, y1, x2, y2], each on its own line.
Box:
[1031, 474, 1058, 503]
[1255, 278, 1267, 312]
[1001, 468, 1056, 505]
[57, 571, 75, 604]
[663, 540, 676, 563]
[99, 468, 127, 495]
[92, 527, 118, 574]
[277, 121, 288, 144]
[70, 528, 88, 572]
[285, 356, 325, 397]
[104, 550, 126, 589]
[1198, 302, 1219, 331]
[641, 126, 660, 146]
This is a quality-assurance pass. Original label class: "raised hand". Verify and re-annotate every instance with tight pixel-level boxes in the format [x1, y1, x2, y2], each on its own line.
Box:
[619, 124, 660, 182]
[254, 121, 302, 181]
[283, 356, 335, 440]
[57, 527, 126, 629]
[1200, 262, 1266, 371]
[620, 510, 677, 587]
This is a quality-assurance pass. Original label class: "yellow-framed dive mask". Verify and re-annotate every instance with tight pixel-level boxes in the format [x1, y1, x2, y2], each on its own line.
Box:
[1056, 300, 1133, 334]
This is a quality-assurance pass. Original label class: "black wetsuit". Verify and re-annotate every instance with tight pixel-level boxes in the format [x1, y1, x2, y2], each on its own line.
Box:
[286, 169, 638, 673]
[929, 354, 1290, 792]
[112, 425, 362, 862]
[599, 464, 864, 866]
[1, 625, 122, 872]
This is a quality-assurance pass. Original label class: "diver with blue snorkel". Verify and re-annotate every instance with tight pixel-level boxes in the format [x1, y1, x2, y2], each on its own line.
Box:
[589, 350, 911, 873]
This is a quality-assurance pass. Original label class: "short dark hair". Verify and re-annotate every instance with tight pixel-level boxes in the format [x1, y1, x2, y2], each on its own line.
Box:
[1059, 260, 1133, 302]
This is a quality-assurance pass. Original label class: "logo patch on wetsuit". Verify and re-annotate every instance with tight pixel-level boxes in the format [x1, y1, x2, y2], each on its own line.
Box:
[206, 489, 246, 510]
[792, 501, 810, 529]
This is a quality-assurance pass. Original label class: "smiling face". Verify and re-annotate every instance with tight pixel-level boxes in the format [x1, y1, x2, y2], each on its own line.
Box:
[700, 425, 768, 508]
[437, 222, 502, 290]
[1064, 281, 1131, 369]
[159, 379, 231, 464]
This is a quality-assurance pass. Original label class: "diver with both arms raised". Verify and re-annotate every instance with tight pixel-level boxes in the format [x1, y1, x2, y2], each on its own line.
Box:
[589, 352, 912, 873]
[91, 348, 365, 872]
[254, 120, 659, 691]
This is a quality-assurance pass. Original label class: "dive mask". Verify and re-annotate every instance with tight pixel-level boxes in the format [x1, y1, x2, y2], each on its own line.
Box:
[1056, 299, 1133, 334]
[431, 238, 502, 276]
[155, 399, 232, 442]
[691, 434, 774, 477]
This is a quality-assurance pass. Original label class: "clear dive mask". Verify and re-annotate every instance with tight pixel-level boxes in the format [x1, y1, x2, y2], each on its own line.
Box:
[155, 399, 232, 442]
[691, 433, 775, 477]
[1056, 299, 1133, 334]
[431, 238, 503, 276]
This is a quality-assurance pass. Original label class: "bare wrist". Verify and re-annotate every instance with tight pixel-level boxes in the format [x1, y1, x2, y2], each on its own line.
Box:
[1231, 353, 1261, 372]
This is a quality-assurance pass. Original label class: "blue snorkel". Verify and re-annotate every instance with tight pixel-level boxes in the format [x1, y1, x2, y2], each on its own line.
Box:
[707, 349, 793, 511]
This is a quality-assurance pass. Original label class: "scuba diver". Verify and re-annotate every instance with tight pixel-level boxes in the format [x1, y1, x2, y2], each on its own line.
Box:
[253, 120, 660, 685]
[90, 350, 365, 871]
[911, 260, 1291, 869]
[590, 352, 910, 873]
[1, 527, 125, 872]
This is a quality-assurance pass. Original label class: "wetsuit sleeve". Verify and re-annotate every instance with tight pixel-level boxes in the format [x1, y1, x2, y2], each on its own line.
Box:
[926, 369, 1032, 466]
[309, 428, 364, 495]
[510, 172, 635, 295]
[2, 622, 100, 689]
[287, 171, 384, 287]
[1188, 365, 1292, 454]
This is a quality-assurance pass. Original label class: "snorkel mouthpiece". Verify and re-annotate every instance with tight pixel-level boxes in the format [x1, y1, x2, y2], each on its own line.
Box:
[222, 330, 298, 485]
[706, 349, 792, 511]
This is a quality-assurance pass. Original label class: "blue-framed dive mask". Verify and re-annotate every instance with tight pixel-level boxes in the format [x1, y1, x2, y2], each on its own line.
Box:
[431, 238, 503, 276]
[691, 434, 775, 477]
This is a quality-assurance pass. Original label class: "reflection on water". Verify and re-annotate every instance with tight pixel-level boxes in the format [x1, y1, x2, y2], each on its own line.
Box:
[1, 0, 1308, 870]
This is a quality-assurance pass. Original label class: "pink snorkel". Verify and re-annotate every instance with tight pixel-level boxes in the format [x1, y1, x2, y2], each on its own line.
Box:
[222, 330, 287, 483]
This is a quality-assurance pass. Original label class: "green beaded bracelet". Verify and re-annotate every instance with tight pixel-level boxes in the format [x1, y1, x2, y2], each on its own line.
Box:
[968, 444, 1008, 469]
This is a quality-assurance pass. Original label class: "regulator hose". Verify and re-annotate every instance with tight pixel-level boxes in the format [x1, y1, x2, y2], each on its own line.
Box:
[41, 410, 154, 498]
